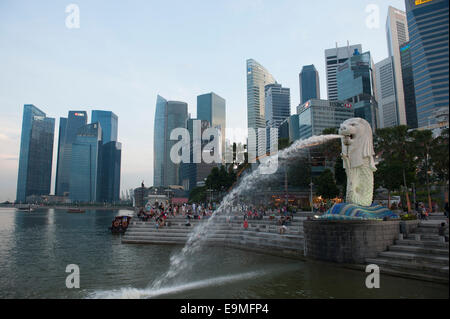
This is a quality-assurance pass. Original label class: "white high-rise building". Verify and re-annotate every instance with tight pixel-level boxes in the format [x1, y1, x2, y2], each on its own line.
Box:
[325, 43, 362, 101]
[386, 6, 409, 126]
[246, 59, 276, 161]
[375, 57, 398, 128]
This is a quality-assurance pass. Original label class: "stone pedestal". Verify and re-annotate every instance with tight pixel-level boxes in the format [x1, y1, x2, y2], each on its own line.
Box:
[303, 220, 400, 264]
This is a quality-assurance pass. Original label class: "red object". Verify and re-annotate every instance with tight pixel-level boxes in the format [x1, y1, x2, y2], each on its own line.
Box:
[172, 198, 188, 204]
[243, 220, 249, 229]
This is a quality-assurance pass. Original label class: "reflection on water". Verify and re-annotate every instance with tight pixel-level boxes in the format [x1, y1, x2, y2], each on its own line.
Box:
[0, 208, 447, 299]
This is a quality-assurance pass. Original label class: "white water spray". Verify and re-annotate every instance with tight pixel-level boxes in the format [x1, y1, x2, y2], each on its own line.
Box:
[149, 134, 341, 289]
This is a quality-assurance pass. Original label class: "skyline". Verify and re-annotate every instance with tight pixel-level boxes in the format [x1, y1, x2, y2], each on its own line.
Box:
[0, 0, 406, 202]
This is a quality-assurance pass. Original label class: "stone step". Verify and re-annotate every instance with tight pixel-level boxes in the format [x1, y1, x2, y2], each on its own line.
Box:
[389, 245, 449, 256]
[123, 231, 304, 242]
[366, 257, 449, 276]
[127, 227, 303, 237]
[413, 227, 439, 234]
[378, 251, 448, 266]
[406, 233, 442, 241]
[396, 239, 449, 249]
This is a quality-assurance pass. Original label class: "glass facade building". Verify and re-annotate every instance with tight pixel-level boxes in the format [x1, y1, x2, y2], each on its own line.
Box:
[288, 114, 300, 142]
[55, 111, 87, 196]
[197, 92, 226, 159]
[386, 6, 410, 125]
[265, 83, 290, 153]
[91, 110, 118, 143]
[325, 44, 362, 101]
[69, 123, 103, 203]
[405, 0, 449, 128]
[299, 65, 320, 104]
[400, 42, 419, 128]
[99, 141, 122, 203]
[375, 56, 399, 128]
[337, 50, 379, 130]
[246, 59, 276, 159]
[153, 95, 188, 187]
[16, 104, 55, 203]
[179, 119, 213, 192]
[297, 99, 354, 140]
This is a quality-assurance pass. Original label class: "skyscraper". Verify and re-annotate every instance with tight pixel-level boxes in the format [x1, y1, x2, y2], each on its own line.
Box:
[153, 95, 188, 187]
[386, 6, 409, 126]
[297, 99, 354, 140]
[375, 57, 399, 128]
[405, 0, 449, 128]
[299, 65, 320, 104]
[264, 83, 291, 153]
[400, 42, 418, 128]
[69, 122, 103, 203]
[197, 92, 226, 159]
[91, 110, 121, 203]
[16, 104, 55, 203]
[55, 111, 87, 196]
[325, 43, 362, 101]
[179, 119, 214, 192]
[246, 59, 276, 159]
[91, 110, 118, 143]
[100, 141, 122, 203]
[337, 49, 379, 130]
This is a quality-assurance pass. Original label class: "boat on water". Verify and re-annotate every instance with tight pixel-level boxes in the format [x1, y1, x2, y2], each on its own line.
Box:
[109, 216, 132, 234]
[15, 205, 35, 212]
[67, 208, 86, 213]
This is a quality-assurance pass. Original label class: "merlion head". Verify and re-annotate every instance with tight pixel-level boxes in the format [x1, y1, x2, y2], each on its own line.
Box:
[339, 117, 376, 170]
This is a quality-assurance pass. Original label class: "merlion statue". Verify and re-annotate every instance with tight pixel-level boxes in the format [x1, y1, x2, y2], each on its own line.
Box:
[317, 117, 398, 220]
[338, 118, 376, 207]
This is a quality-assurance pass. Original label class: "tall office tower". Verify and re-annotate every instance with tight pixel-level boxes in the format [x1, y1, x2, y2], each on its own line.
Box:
[375, 57, 399, 128]
[91, 110, 121, 203]
[288, 114, 300, 143]
[16, 104, 55, 203]
[179, 119, 214, 192]
[197, 92, 226, 159]
[54, 117, 67, 194]
[69, 123, 103, 203]
[405, 0, 449, 128]
[297, 99, 354, 140]
[299, 65, 320, 104]
[55, 111, 87, 196]
[153, 95, 188, 187]
[386, 6, 410, 126]
[337, 49, 379, 130]
[264, 83, 291, 153]
[99, 141, 121, 203]
[246, 59, 276, 160]
[325, 43, 362, 101]
[91, 110, 118, 143]
[400, 42, 418, 128]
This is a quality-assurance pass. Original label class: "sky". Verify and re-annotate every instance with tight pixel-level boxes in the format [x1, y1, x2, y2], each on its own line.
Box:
[0, 0, 406, 202]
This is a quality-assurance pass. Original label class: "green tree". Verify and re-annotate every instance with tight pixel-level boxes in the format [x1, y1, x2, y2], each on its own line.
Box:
[278, 137, 291, 151]
[189, 186, 206, 203]
[410, 129, 434, 211]
[430, 128, 449, 185]
[314, 169, 339, 200]
[374, 126, 416, 212]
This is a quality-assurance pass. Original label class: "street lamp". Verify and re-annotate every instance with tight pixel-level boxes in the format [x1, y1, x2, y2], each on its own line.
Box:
[310, 181, 314, 213]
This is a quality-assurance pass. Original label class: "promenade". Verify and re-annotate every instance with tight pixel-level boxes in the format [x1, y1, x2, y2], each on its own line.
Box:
[123, 211, 449, 284]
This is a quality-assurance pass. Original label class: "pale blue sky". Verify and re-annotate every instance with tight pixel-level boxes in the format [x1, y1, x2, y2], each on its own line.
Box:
[0, 0, 405, 201]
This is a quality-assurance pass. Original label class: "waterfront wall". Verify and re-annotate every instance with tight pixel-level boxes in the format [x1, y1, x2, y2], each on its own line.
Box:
[303, 220, 402, 264]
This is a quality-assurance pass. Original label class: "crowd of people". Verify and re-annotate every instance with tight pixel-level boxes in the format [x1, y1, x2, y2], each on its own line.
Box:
[136, 201, 298, 234]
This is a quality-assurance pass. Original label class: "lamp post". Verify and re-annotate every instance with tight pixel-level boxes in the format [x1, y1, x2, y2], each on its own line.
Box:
[310, 181, 314, 213]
